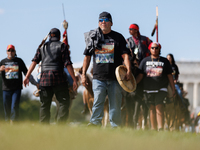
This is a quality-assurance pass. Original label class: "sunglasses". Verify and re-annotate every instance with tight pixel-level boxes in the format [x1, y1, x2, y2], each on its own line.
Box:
[129, 28, 137, 31]
[151, 47, 159, 50]
[99, 18, 110, 22]
[7, 49, 15, 52]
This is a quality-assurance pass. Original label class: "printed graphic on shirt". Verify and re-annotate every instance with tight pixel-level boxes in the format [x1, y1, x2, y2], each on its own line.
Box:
[5, 62, 19, 79]
[95, 43, 114, 63]
[146, 61, 164, 77]
[172, 66, 176, 74]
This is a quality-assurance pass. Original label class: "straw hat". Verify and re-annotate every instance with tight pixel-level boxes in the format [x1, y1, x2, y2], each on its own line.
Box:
[115, 65, 136, 93]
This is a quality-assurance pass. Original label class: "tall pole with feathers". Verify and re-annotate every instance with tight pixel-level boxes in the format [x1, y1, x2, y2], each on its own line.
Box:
[62, 4, 69, 47]
[151, 6, 158, 42]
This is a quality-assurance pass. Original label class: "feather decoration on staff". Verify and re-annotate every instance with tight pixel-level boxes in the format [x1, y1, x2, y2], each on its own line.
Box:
[62, 3, 69, 47]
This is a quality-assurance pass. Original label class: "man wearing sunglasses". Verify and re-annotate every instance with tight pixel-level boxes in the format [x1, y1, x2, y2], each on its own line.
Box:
[0, 45, 38, 124]
[82, 11, 131, 128]
[127, 24, 152, 64]
[125, 24, 152, 129]
[136, 42, 175, 131]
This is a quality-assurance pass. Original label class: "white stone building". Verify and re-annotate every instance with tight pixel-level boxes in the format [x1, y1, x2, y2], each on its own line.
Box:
[176, 61, 200, 112]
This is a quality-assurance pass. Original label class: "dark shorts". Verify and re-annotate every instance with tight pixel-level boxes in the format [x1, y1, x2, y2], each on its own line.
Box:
[144, 91, 167, 106]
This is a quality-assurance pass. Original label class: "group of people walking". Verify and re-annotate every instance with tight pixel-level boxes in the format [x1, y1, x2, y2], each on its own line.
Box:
[0, 11, 188, 131]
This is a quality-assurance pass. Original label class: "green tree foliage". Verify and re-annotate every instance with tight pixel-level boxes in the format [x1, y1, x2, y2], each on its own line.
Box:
[19, 92, 41, 121]
[19, 92, 86, 122]
[0, 74, 86, 122]
[0, 76, 4, 119]
[50, 102, 58, 123]
[68, 93, 86, 122]
[0, 75, 41, 121]
[50, 92, 86, 123]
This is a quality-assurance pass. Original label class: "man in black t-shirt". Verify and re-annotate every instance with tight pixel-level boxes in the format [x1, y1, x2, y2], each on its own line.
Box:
[136, 42, 175, 131]
[125, 24, 152, 128]
[82, 12, 131, 127]
[0, 45, 38, 123]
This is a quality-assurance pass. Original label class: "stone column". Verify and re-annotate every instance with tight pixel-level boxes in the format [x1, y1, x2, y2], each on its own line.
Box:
[193, 83, 198, 109]
[183, 82, 188, 93]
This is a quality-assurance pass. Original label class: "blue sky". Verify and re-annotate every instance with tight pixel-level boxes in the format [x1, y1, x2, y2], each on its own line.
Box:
[1, 0, 200, 95]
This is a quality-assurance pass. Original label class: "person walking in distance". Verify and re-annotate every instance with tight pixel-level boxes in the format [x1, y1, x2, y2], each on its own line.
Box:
[126, 24, 152, 128]
[0, 44, 38, 124]
[126, 24, 152, 64]
[23, 28, 77, 124]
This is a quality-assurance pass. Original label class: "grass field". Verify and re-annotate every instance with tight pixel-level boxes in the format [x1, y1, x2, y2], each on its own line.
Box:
[0, 121, 199, 150]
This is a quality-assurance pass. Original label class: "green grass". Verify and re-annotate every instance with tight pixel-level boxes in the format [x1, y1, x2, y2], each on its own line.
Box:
[0, 121, 199, 150]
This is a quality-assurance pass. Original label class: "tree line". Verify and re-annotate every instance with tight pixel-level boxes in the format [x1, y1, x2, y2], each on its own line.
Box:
[0, 76, 86, 123]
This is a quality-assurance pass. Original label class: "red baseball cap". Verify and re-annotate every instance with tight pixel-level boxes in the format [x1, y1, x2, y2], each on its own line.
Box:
[7, 44, 15, 51]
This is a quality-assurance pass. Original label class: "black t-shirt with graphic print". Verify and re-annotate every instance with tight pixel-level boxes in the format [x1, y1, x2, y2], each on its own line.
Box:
[139, 56, 172, 91]
[84, 30, 130, 80]
[171, 63, 179, 80]
[0, 57, 28, 90]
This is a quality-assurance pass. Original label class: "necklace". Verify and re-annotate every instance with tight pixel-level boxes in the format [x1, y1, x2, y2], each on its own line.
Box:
[151, 56, 160, 67]
[151, 56, 160, 62]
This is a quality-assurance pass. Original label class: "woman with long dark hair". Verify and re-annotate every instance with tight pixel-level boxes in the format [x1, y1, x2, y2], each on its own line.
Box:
[167, 53, 186, 108]
[167, 54, 179, 83]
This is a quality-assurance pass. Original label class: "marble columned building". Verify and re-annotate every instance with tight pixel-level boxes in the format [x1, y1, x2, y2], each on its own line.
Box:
[176, 61, 200, 111]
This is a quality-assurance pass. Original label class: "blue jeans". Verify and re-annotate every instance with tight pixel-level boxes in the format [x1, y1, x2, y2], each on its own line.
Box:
[64, 68, 73, 87]
[90, 79, 122, 127]
[3, 89, 21, 121]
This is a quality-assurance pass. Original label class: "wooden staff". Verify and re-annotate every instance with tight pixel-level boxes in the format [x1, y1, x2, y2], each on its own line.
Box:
[38, 32, 49, 49]
[151, 6, 159, 42]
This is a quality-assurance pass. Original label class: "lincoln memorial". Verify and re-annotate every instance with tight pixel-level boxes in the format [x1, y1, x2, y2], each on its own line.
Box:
[177, 61, 200, 112]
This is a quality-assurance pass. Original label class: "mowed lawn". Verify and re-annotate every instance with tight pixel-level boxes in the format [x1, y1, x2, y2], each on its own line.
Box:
[0, 121, 199, 150]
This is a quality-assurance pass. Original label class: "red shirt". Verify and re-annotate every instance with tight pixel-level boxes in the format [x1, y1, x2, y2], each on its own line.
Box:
[132, 36, 139, 46]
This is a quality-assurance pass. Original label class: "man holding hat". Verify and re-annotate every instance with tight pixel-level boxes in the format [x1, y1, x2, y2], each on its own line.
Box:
[127, 24, 152, 64]
[82, 11, 131, 127]
[23, 28, 78, 124]
[0, 45, 38, 124]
